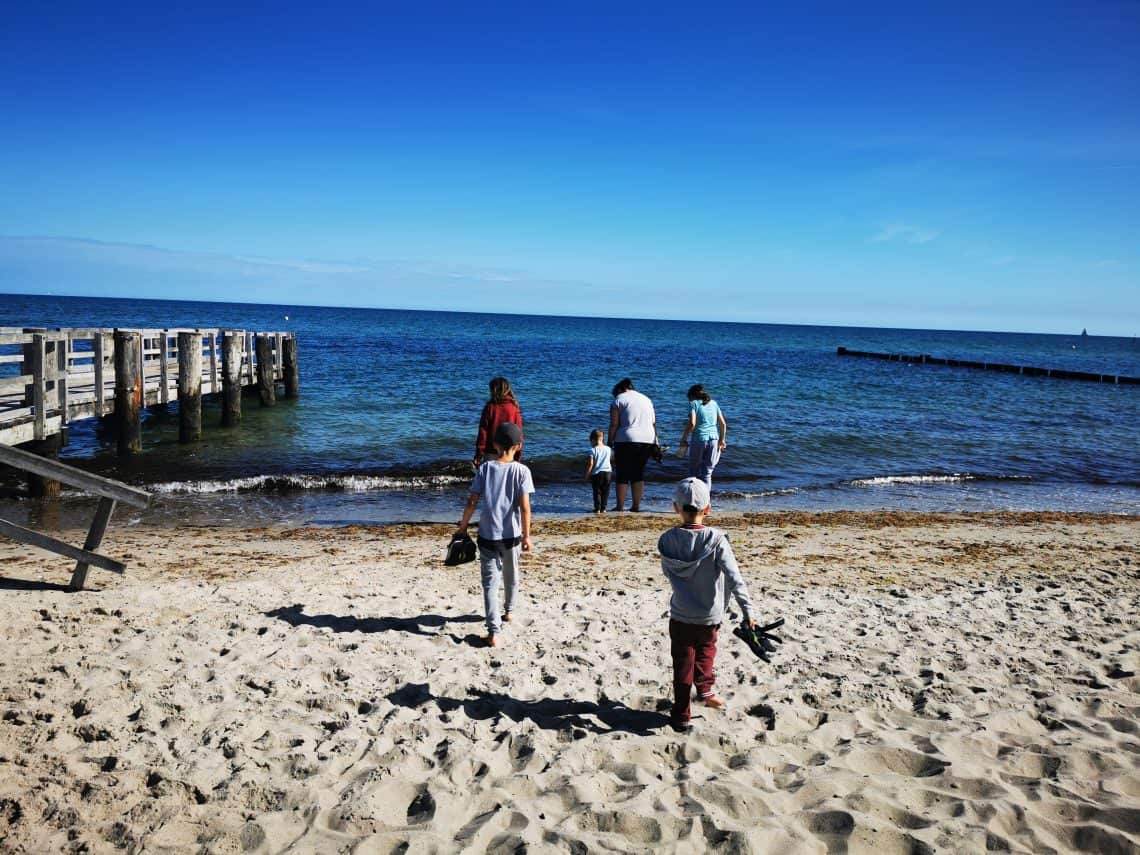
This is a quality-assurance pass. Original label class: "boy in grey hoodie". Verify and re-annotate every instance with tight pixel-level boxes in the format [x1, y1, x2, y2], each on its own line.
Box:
[658, 477, 756, 732]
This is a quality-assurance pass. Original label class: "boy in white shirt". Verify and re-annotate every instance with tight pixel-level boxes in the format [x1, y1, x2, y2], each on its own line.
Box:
[457, 422, 534, 647]
[584, 429, 613, 513]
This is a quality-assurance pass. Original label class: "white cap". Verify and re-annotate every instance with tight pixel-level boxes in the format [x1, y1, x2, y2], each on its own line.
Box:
[674, 477, 710, 511]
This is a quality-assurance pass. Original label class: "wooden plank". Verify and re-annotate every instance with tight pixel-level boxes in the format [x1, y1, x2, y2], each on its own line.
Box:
[0, 333, 33, 346]
[69, 497, 117, 590]
[0, 354, 25, 364]
[47, 328, 109, 338]
[0, 415, 63, 447]
[0, 518, 125, 574]
[0, 375, 33, 395]
[274, 332, 284, 378]
[0, 444, 151, 506]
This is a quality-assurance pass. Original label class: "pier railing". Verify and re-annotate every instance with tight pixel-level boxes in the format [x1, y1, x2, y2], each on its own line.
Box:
[0, 327, 298, 447]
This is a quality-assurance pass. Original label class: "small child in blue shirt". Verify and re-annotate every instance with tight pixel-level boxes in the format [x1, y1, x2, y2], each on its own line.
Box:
[584, 429, 613, 513]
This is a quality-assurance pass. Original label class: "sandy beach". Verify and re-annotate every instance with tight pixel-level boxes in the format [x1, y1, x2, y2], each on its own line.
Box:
[1, 511, 1137, 854]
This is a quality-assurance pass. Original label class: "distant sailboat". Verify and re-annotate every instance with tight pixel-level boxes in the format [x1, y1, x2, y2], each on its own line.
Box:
[1081, 327, 1088, 337]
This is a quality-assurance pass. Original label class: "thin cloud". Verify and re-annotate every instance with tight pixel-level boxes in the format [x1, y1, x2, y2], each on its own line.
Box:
[870, 223, 939, 244]
[1093, 258, 1120, 268]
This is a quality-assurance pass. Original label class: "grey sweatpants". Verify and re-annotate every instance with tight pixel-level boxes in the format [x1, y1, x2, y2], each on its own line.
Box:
[478, 538, 520, 634]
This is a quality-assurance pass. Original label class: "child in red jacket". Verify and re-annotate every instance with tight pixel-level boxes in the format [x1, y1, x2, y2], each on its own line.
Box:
[474, 376, 523, 467]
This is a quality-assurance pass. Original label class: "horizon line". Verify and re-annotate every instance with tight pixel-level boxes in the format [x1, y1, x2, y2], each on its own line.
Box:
[0, 290, 1126, 340]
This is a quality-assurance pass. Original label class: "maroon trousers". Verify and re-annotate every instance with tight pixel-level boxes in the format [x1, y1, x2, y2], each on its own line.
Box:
[669, 619, 719, 724]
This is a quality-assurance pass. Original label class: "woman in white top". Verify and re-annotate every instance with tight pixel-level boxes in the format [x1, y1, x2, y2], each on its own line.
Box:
[607, 377, 657, 511]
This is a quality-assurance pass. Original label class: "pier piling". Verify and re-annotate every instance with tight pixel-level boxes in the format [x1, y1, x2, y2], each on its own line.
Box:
[283, 336, 300, 399]
[23, 435, 64, 498]
[114, 330, 142, 454]
[177, 331, 203, 442]
[221, 331, 243, 427]
[255, 334, 276, 407]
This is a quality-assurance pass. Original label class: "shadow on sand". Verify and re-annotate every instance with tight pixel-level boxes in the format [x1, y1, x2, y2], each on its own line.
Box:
[0, 576, 74, 592]
[387, 682, 669, 736]
[264, 604, 482, 636]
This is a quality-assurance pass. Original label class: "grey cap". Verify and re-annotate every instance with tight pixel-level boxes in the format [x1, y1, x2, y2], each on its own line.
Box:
[674, 476, 710, 511]
[494, 421, 523, 449]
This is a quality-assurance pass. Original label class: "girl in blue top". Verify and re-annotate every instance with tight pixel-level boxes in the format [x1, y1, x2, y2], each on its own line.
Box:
[678, 384, 727, 491]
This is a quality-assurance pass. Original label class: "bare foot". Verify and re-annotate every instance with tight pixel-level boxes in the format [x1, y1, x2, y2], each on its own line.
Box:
[701, 695, 725, 709]
[502, 613, 512, 623]
[485, 634, 499, 648]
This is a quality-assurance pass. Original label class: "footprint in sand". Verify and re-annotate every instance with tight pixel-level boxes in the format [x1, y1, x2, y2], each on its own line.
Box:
[846, 746, 948, 778]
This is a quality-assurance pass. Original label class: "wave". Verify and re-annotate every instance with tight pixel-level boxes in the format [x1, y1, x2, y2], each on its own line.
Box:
[152, 472, 470, 495]
[846, 473, 1033, 488]
[716, 487, 801, 499]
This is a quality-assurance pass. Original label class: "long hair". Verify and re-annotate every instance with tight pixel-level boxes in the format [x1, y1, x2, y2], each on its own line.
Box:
[488, 376, 518, 406]
[687, 383, 711, 404]
[612, 377, 634, 397]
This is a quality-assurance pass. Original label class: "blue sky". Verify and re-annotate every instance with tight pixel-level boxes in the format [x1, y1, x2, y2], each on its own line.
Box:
[1, 2, 1137, 334]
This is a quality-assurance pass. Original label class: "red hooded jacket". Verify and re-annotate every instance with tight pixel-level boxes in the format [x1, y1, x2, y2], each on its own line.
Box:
[475, 401, 523, 459]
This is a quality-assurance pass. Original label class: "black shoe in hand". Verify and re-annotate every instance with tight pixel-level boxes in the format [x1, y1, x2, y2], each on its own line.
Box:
[733, 618, 784, 662]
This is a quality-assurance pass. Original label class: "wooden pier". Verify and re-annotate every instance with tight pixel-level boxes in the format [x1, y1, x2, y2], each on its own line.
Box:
[0, 325, 297, 589]
[1, 327, 298, 451]
[836, 347, 1139, 385]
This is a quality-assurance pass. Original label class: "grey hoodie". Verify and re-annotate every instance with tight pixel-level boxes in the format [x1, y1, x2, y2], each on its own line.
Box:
[658, 525, 754, 626]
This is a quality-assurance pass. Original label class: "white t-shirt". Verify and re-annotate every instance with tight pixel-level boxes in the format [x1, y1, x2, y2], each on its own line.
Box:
[588, 443, 612, 473]
[471, 460, 534, 540]
[612, 390, 656, 443]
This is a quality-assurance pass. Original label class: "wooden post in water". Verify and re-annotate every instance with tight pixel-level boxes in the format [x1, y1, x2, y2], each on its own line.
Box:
[178, 331, 203, 442]
[283, 336, 299, 398]
[22, 436, 63, 498]
[255, 334, 276, 406]
[114, 330, 142, 454]
[221, 330, 243, 427]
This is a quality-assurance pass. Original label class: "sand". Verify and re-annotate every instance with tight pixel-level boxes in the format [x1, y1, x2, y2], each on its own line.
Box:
[0, 511, 1137, 854]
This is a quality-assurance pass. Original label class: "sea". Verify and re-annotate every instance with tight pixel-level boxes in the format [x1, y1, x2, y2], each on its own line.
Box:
[1, 293, 1138, 526]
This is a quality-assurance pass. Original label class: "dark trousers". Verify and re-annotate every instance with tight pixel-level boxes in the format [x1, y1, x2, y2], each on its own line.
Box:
[590, 471, 611, 511]
[669, 619, 719, 724]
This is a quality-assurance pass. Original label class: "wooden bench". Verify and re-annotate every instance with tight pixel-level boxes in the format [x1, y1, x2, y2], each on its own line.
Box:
[0, 443, 151, 590]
